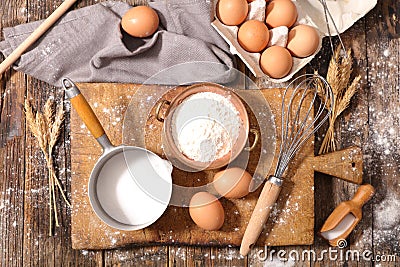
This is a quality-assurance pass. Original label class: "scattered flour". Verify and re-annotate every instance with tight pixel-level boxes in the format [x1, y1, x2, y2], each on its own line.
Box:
[263, 258, 296, 267]
[171, 92, 242, 162]
[374, 191, 400, 230]
[383, 49, 390, 57]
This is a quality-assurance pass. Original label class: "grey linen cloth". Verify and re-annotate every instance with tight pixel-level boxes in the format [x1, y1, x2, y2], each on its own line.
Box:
[0, 0, 236, 86]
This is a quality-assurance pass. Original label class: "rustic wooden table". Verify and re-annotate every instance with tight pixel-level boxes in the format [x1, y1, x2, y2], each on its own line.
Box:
[1, 0, 399, 266]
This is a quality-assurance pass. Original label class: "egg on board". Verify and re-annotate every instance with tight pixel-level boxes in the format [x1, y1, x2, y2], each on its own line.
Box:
[217, 0, 249, 26]
[260, 46, 293, 79]
[287, 24, 320, 58]
[265, 0, 297, 28]
[213, 167, 252, 199]
[238, 20, 270, 53]
[189, 192, 225, 231]
[121, 6, 159, 38]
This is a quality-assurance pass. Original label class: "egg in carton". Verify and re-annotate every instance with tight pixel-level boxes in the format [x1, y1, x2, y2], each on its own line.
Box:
[211, 0, 377, 83]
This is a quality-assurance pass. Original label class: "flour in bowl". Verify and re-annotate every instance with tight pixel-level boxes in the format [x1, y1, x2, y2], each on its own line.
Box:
[171, 92, 242, 162]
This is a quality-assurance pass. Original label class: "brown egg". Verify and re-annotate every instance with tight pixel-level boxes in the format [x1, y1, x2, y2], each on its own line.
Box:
[189, 192, 225, 231]
[213, 167, 252, 199]
[237, 20, 270, 53]
[260, 46, 293, 79]
[287, 24, 320, 58]
[217, 0, 249, 26]
[265, 0, 297, 28]
[121, 6, 159, 38]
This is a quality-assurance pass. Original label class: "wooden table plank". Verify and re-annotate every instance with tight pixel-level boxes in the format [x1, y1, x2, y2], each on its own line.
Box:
[308, 12, 374, 267]
[15, 0, 104, 265]
[105, 247, 169, 266]
[334, 17, 374, 267]
[0, 137, 26, 267]
[0, 2, 28, 267]
[365, 0, 400, 260]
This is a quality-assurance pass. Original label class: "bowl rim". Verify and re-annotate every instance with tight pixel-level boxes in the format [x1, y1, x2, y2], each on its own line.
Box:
[161, 82, 250, 170]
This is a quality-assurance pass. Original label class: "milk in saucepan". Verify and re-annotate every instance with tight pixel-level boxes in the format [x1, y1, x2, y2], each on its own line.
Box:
[96, 149, 172, 225]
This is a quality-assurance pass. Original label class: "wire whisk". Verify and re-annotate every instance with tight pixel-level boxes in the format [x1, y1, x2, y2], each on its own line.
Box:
[240, 74, 334, 256]
[275, 74, 334, 178]
[319, 0, 348, 59]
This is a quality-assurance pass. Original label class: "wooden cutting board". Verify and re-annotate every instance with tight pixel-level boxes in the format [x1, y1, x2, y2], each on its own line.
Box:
[70, 83, 362, 250]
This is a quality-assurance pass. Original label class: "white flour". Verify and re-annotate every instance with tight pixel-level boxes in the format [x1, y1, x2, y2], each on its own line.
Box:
[374, 191, 400, 230]
[171, 92, 242, 162]
[320, 213, 356, 240]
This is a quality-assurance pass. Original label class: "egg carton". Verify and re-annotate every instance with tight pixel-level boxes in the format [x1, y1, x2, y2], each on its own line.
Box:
[211, 0, 377, 83]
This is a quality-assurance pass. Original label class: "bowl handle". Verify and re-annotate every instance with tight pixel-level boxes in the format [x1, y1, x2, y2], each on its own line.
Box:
[155, 100, 171, 122]
[244, 129, 260, 152]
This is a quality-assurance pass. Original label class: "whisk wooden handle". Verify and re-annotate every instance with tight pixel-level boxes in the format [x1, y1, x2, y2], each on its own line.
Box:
[0, 0, 78, 75]
[240, 178, 282, 256]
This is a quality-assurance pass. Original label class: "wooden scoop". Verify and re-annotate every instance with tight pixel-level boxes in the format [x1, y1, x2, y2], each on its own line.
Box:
[319, 184, 374, 246]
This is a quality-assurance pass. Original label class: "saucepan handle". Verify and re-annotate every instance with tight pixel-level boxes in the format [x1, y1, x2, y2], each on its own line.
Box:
[62, 78, 112, 149]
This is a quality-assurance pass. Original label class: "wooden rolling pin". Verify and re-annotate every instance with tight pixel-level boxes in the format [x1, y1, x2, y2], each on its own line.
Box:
[0, 0, 78, 75]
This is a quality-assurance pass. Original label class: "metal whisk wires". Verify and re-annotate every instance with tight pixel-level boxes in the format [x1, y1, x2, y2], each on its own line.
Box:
[240, 74, 333, 256]
[319, 0, 348, 59]
[275, 74, 334, 178]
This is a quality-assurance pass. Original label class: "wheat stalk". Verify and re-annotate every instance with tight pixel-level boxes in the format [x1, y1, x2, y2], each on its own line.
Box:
[24, 97, 69, 236]
[50, 101, 71, 208]
[49, 101, 64, 151]
[25, 100, 52, 236]
[44, 99, 55, 126]
[317, 45, 360, 154]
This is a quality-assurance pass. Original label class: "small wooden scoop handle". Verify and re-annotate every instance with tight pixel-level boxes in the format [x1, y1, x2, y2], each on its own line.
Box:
[62, 78, 105, 139]
[351, 184, 374, 207]
[240, 177, 282, 256]
[0, 0, 78, 75]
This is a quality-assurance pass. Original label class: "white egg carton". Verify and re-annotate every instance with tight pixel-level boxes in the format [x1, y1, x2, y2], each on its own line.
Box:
[211, 0, 377, 83]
